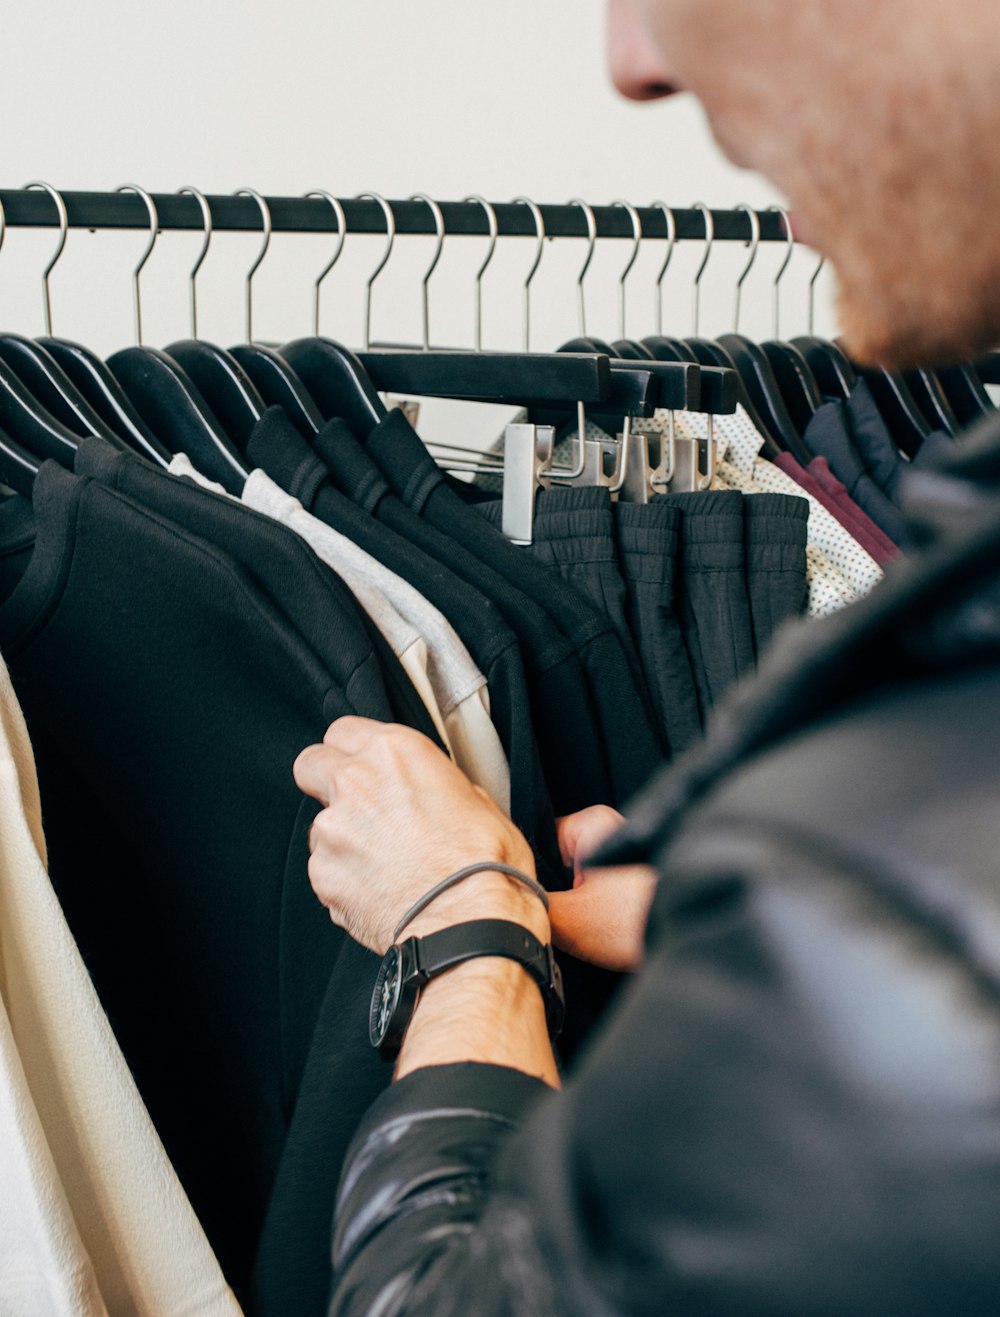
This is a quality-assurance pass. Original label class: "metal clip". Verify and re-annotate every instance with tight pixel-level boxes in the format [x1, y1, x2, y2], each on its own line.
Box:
[501, 422, 554, 544]
[619, 424, 664, 503]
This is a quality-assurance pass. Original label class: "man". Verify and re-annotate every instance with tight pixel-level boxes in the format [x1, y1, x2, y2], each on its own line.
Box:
[294, 1, 1000, 1310]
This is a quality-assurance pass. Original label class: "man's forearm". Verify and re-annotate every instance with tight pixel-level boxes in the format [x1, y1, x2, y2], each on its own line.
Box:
[395, 878, 561, 1088]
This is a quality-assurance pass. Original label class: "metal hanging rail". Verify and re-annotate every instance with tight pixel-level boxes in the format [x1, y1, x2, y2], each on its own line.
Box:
[0, 190, 794, 242]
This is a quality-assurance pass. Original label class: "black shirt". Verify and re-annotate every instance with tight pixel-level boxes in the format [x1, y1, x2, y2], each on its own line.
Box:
[74, 438, 441, 745]
[0, 462, 363, 1300]
[245, 410, 556, 866]
[356, 410, 665, 808]
[312, 418, 616, 816]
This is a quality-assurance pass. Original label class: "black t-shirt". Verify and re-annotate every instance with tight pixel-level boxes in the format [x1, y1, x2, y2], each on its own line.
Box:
[355, 410, 665, 808]
[245, 410, 556, 864]
[74, 439, 440, 745]
[312, 418, 619, 814]
[0, 461, 391, 1307]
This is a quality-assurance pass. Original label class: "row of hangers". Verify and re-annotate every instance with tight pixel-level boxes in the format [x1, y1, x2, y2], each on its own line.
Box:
[456, 196, 999, 539]
[0, 184, 734, 521]
[1, 185, 990, 541]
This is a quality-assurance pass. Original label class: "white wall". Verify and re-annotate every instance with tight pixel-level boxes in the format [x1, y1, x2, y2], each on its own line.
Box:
[0, 0, 838, 448]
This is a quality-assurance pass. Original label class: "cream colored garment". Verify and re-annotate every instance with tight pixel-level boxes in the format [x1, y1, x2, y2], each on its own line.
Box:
[168, 456, 511, 815]
[0, 657, 240, 1316]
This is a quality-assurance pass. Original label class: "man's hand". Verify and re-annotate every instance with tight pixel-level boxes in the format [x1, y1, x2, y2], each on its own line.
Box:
[293, 718, 545, 954]
[548, 806, 658, 972]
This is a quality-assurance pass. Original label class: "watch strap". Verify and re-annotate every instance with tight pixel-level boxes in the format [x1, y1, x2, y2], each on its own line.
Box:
[408, 919, 565, 1037]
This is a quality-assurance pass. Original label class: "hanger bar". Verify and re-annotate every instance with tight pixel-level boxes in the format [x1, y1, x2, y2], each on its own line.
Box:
[0, 191, 795, 241]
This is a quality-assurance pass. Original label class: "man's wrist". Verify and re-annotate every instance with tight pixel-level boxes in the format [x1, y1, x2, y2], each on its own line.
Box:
[396, 940, 560, 1085]
[403, 871, 552, 944]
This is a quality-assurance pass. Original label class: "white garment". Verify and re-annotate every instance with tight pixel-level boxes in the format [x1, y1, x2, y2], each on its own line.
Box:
[168, 456, 510, 815]
[0, 656, 240, 1316]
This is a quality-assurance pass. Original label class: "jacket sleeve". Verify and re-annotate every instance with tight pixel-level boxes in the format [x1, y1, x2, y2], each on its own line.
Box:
[329, 820, 1000, 1317]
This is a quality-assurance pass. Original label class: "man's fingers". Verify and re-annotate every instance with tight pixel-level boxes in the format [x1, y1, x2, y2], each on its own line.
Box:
[556, 805, 625, 869]
[322, 715, 384, 753]
[291, 748, 337, 806]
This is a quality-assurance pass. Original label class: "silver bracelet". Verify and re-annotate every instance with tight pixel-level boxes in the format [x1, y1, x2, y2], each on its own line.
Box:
[392, 861, 550, 942]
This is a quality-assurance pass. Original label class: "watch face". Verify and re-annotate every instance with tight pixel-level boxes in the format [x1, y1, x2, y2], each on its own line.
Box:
[370, 945, 402, 1049]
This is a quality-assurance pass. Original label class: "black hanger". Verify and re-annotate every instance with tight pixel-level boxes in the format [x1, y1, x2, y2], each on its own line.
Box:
[850, 361, 932, 459]
[355, 350, 612, 410]
[228, 343, 324, 438]
[789, 336, 856, 401]
[280, 338, 387, 439]
[529, 366, 658, 435]
[683, 337, 735, 370]
[108, 347, 251, 493]
[166, 340, 266, 451]
[39, 336, 171, 465]
[165, 190, 267, 451]
[573, 335, 617, 355]
[642, 335, 701, 364]
[760, 340, 824, 436]
[716, 333, 813, 463]
[902, 368, 961, 437]
[0, 355, 80, 467]
[680, 337, 784, 458]
[0, 335, 130, 451]
[611, 339, 656, 361]
[933, 362, 994, 429]
[612, 337, 740, 416]
[0, 424, 41, 498]
[558, 338, 699, 412]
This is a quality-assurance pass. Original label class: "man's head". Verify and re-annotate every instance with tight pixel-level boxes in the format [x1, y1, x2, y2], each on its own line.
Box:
[608, 0, 1000, 368]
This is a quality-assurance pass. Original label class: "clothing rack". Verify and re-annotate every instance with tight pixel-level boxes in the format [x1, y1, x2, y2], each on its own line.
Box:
[0, 191, 794, 242]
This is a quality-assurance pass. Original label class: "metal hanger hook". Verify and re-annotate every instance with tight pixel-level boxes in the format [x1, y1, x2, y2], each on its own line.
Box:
[611, 200, 642, 340]
[651, 201, 677, 335]
[177, 187, 212, 339]
[691, 202, 714, 336]
[115, 184, 159, 347]
[808, 252, 826, 335]
[410, 193, 445, 352]
[767, 204, 795, 338]
[305, 191, 346, 337]
[234, 188, 272, 344]
[356, 192, 395, 352]
[567, 198, 597, 338]
[24, 181, 68, 336]
[464, 195, 498, 352]
[733, 204, 761, 334]
[512, 196, 545, 353]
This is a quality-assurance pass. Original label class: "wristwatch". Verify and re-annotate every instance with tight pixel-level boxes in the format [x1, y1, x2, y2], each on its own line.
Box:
[369, 918, 566, 1061]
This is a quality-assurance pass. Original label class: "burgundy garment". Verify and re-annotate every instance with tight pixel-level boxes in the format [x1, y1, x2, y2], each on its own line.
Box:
[806, 456, 901, 562]
[773, 451, 899, 565]
[771, 451, 892, 561]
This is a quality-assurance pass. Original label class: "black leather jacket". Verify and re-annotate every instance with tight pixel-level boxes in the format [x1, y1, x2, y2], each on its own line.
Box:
[329, 413, 1000, 1315]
